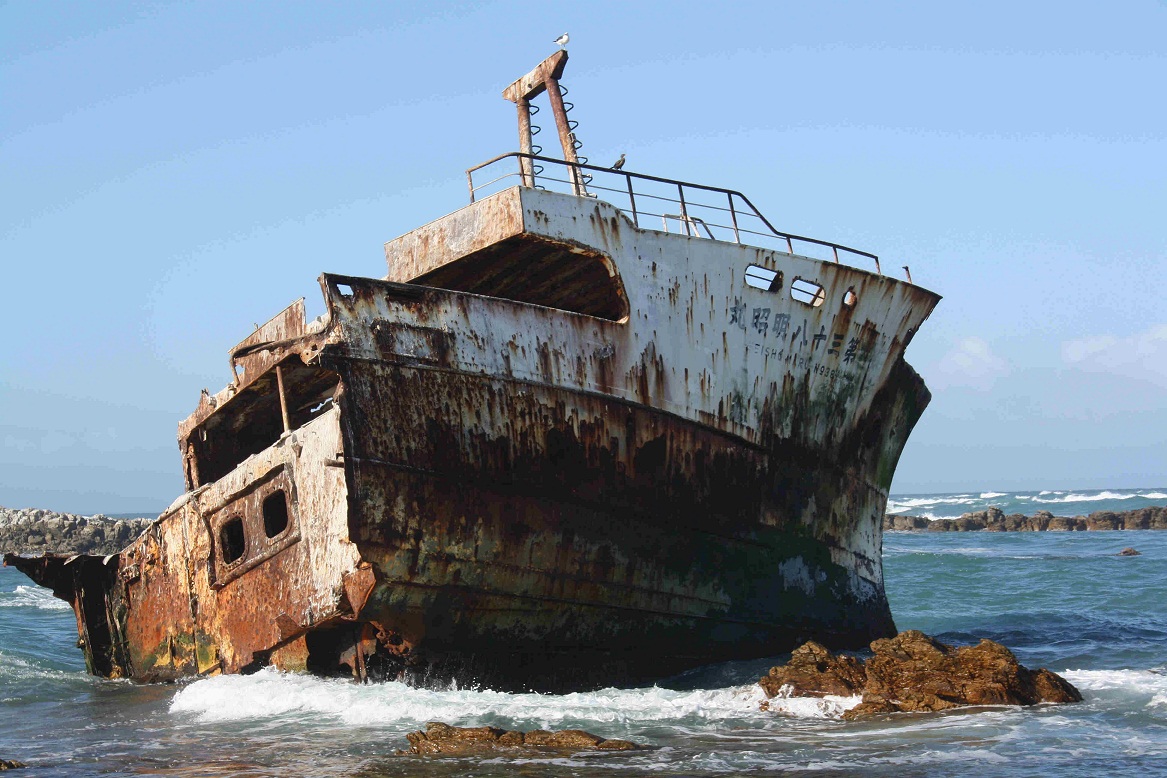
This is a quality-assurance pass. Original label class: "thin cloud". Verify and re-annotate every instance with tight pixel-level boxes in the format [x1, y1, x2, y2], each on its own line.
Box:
[935, 336, 1008, 390]
[1062, 324, 1167, 387]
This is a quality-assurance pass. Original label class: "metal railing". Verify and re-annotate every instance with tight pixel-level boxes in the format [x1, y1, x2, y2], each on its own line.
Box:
[466, 152, 884, 275]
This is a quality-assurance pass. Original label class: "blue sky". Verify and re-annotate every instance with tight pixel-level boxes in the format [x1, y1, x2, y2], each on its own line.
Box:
[2, 1, 1164, 513]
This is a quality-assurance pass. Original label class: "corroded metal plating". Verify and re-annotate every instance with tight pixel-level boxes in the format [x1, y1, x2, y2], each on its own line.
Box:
[6, 167, 938, 691]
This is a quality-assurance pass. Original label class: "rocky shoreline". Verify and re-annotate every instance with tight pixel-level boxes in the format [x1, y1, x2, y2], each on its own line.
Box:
[4, 503, 1165, 558]
[0, 506, 151, 556]
[883, 505, 1167, 532]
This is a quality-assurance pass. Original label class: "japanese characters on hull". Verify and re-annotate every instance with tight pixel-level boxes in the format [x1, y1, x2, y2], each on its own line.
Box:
[731, 295, 877, 380]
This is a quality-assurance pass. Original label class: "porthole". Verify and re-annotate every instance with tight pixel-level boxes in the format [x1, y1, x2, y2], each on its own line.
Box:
[842, 288, 858, 307]
[791, 278, 826, 307]
[745, 264, 783, 292]
[220, 516, 246, 565]
[263, 490, 290, 538]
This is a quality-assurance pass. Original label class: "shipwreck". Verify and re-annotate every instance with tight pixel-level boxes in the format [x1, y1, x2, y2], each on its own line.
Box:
[6, 52, 940, 692]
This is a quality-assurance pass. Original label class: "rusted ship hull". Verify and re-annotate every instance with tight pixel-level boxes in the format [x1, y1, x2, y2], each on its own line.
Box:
[339, 355, 928, 689]
[6, 180, 939, 691]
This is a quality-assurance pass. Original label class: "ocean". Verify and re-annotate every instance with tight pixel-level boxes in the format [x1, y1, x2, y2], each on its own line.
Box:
[886, 487, 1167, 521]
[2, 489, 1165, 776]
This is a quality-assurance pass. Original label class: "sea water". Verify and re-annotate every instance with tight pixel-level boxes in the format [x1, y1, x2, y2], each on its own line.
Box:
[2, 490, 1165, 776]
[886, 486, 1167, 521]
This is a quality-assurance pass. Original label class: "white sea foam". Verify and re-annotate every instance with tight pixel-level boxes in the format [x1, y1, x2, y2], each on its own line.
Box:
[0, 651, 86, 684]
[886, 487, 1166, 519]
[0, 585, 70, 611]
[1032, 491, 1137, 504]
[920, 546, 997, 556]
[884, 510, 961, 523]
[1061, 669, 1167, 713]
[170, 668, 779, 727]
[886, 496, 979, 514]
[762, 687, 860, 719]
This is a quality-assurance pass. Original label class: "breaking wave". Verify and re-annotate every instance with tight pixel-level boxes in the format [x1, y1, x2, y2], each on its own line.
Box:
[886, 495, 980, 514]
[1031, 491, 1139, 504]
[170, 668, 788, 728]
[1062, 669, 1167, 715]
[0, 651, 87, 685]
[886, 487, 1167, 519]
[0, 585, 70, 611]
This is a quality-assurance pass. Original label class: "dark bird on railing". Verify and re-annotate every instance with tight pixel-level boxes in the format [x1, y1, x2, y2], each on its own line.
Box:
[554, 32, 569, 49]
[610, 153, 626, 170]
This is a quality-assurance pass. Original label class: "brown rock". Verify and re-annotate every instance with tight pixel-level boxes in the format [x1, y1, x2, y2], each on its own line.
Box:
[523, 729, 604, 748]
[1118, 547, 1141, 556]
[1047, 516, 1085, 531]
[0, 761, 26, 771]
[1086, 512, 1121, 531]
[845, 697, 901, 717]
[882, 514, 930, 531]
[1031, 668, 1084, 702]
[404, 723, 507, 755]
[1003, 513, 1028, 531]
[758, 630, 1082, 720]
[400, 722, 640, 756]
[758, 641, 867, 698]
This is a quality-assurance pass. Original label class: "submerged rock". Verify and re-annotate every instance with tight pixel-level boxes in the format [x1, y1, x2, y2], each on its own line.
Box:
[1118, 547, 1141, 556]
[399, 722, 640, 755]
[760, 630, 1081, 720]
[0, 760, 26, 770]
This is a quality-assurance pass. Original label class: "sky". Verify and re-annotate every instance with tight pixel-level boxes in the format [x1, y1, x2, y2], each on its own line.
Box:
[1, 0, 1164, 513]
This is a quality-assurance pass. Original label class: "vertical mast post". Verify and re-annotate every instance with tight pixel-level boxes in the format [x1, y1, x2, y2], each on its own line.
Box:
[502, 51, 583, 195]
[516, 97, 535, 187]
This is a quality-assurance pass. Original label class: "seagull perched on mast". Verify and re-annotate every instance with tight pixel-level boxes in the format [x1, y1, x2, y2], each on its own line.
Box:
[554, 32, 569, 49]
[610, 153, 626, 170]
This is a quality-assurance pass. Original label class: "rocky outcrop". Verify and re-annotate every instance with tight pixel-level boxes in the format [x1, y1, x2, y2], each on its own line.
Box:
[884, 505, 1167, 532]
[0, 760, 26, 770]
[758, 641, 867, 699]
[0, 506, 151, 556]
[760, 631, 1081, 720]
[399, 722, 640, 756]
